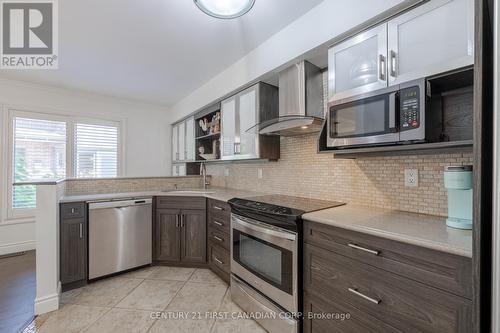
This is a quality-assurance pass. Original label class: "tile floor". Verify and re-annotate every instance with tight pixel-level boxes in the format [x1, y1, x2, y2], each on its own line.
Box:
[22, 266, 267, 333]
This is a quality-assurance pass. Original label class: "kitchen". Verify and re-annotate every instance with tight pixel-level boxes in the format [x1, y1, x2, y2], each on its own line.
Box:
[0, 0, 496, 332]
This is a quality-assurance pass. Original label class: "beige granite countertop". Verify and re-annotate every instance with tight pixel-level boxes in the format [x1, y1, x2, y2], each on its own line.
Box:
[302, 205, 472, 258]
[59, 187, 267, 203]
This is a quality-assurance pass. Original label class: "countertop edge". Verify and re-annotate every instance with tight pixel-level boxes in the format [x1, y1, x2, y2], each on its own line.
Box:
[303, 215, 472, 258]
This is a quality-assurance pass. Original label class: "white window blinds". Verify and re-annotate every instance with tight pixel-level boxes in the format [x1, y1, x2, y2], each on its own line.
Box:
[74, 123, 119, 178]
[13, 117, 67, 209]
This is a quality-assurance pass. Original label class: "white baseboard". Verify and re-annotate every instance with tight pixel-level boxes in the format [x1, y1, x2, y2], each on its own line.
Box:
[35, 293, 59, 315]
[0, 240, 35, 256]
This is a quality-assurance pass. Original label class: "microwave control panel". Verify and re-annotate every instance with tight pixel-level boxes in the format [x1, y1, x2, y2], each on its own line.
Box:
[400, 86, 420, 131]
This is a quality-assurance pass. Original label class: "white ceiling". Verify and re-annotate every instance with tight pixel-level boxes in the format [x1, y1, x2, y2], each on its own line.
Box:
[0, 0, 324, 106]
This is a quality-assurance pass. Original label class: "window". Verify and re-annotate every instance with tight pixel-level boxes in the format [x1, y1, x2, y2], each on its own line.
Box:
[74, 123, 119, 178]
[8, 110, 122, 216]
[13, 117, 67, 209]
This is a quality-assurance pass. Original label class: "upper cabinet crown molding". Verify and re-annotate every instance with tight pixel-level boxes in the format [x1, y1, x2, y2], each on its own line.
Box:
[328, 0, 474, 102]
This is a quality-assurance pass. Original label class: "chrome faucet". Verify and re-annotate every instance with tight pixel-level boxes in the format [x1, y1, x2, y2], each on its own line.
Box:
[200, 163, 210, 189]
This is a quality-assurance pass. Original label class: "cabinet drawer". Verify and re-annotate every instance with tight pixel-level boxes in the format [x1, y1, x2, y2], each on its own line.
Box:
[303, 291, 401, 333]
[208, 213, 230, 235]
[304, 221, 472, 299]
[60, 202, 86, 219]
[208, 199, 231, 218]
[156, 196, 206, 210]
[209, 243, 230, 274]
[208, 228, 230, 251]
[304, 244, 472, 333]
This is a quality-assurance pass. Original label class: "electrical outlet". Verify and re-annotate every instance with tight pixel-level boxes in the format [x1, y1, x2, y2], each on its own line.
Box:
[404, 169, 418, 187]
[258, 168, 263, 179]
[224, 168, 229, 177]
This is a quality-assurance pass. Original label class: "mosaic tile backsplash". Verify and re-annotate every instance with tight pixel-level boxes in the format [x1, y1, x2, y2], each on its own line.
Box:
[206, 134, 473, 217]
[63, 176, 202, 196]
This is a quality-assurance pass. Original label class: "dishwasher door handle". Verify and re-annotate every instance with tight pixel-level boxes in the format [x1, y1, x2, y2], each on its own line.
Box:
[88, 198, 153, 210]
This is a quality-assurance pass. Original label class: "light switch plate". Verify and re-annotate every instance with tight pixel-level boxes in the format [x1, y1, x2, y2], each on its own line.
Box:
[404, 169, 418, 187]
[258, 168, 263, 179]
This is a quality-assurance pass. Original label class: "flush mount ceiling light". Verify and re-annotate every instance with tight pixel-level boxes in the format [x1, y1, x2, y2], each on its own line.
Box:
[194, 0, 256, 19]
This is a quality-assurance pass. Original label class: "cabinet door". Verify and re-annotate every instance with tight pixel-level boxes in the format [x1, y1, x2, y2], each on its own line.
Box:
[387, 0, 474, 85]
[155, 209, 181, 262]
[178, 121, 186, 161]
[60, 218, 87, 284]
[221, 96, 236, 160]
[172, 124, 179, 162]
[178, 164, 186, 176]
[328, 23, 388, 101]
[185, 117, 195, 161]
[237, 85, 258, 159]
[180, 209, 206, 263]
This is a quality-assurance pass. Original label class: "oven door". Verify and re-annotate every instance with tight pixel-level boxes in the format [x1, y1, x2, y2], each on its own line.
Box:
[327, 89, 400, 148]
[231, 214, 298, 313]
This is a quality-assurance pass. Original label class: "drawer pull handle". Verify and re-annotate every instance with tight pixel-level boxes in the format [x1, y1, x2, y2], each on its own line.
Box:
[71, 208, 77, 214]
[213, 206, 224, 211]
[214, 257, 224, 265]
[213, 235, 223, 242]
[79, 223, 83, 239]
[348, 288, 381, 305]
[176, 215, 180, 228]
[348, 243, 379, 255]
[213, 220, 224, 227]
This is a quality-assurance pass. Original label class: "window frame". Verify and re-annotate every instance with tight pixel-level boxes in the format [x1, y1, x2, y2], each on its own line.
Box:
[6, 108, 123, 219]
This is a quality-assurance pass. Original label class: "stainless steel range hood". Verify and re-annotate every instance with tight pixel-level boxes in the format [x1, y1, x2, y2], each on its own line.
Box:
[248, 61, 324, 136]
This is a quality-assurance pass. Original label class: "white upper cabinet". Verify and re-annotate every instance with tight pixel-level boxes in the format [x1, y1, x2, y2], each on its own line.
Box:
[387, 0, 474, 85]
[172, 124, 179, 162]
[328, 23, 388, 101]
[185, 117, 195, 161]
[171, 116, 195, 162]
[328, 0, 473, 101]
[236, 85, 258, 159]
[178, 121, 185, 161]
[220, 95, 237, 160]
[220, 83, 277, 161]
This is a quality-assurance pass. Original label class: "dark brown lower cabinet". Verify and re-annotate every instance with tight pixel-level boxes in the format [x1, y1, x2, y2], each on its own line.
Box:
[303, 291, 401, 333]
[155, 209, 181, 262]
[154, 197, 207, 265]
[207, 199, 231, 283]
[60, 202, 87, 291]
[181, 209, 206, 264]
[303, 220, 473, 333]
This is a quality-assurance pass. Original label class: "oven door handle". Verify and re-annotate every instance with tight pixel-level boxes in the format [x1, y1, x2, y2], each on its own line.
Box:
[232, 215, 297, 241]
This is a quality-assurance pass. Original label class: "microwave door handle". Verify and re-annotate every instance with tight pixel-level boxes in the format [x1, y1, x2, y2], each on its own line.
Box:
[388, 92, 398, 133]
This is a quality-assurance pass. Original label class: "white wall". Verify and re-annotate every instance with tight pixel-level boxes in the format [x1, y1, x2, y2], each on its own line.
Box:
[169, 0, 404, 121]
[0, 79, 170, 254]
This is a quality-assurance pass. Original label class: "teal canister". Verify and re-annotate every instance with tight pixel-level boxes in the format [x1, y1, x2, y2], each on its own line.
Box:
[444, 165, 473, 230]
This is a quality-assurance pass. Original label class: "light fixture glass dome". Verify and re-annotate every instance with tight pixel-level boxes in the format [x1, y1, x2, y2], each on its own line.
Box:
[194, 0, 256, 19]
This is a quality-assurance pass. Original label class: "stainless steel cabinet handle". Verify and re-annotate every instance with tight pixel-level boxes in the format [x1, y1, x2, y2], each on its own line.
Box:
[79, 223, 83, 239]
[176, 215, 180, 228]
[71, 208, 77, 214]
[213, 220, 223, 226]
[347, 243, 380, 255]
[213, 235, 223, 242]
[214, 257, 223, 265]
[180, 215, 184, 228]
[389, 50, 397, 77]
[348, 288, 381, 305]
[213, 206, 224, 211]
[378, 54, 386, 81]
[175, 152, 179, 160]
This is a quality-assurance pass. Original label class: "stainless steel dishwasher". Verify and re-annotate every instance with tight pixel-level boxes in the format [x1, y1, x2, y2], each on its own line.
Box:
[88, 198, 152, 279]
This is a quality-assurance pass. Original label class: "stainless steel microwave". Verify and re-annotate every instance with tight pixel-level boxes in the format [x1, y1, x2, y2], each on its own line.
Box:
[327, 79, 427, 149]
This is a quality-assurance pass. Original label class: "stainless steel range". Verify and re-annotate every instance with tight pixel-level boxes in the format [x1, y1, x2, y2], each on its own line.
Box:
[228, 195, 344, 333]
